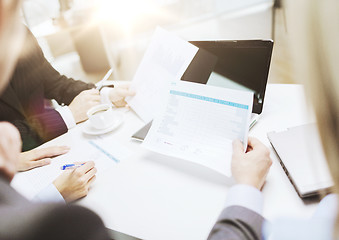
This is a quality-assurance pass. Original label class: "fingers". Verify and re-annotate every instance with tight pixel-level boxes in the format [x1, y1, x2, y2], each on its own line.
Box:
[115, 88, 136, 97]
[80, 89, 101, 103]
[113, 99, 128, 107]
[31, 146, 70, 160]
[114, 82, 131, 89]
[84, 167, 97, 182]
[87, 175, 96, 187]
[73, 161, 96, 182]
[75, 161, 95, 175]
[247, 137, 265, 150]
[232, 139, 244, 154]
[27, 158, 51, 170]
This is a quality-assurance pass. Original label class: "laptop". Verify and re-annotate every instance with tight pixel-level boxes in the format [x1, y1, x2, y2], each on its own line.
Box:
[132, 39, 274, 141]
[267, 123, 333, 198]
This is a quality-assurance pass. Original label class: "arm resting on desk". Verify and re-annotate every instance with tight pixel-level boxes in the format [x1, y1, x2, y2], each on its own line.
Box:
[23, 27, 95, 105]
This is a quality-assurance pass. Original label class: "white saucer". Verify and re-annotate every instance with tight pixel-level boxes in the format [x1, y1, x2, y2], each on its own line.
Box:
[82, 111, 124, 135]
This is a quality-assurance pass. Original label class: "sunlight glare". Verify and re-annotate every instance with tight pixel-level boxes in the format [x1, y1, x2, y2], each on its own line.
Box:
[96, 0, 159, 29]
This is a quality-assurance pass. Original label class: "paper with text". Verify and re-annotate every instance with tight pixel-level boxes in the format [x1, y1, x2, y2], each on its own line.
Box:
[126, 27, 198, 123]
[11, 138, 130, 200]
[142, 81, 253, 177]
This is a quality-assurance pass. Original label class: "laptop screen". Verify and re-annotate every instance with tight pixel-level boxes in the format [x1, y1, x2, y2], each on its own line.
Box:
[181, 40, 273, 114]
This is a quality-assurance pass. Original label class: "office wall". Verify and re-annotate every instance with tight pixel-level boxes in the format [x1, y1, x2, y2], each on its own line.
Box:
[105, 0, 274, 80]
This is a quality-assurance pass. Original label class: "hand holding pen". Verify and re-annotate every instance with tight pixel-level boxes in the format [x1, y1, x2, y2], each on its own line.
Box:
[53, 161, 97, 203]
[96, 68, 114, 91]
[60, 163, 84, 170]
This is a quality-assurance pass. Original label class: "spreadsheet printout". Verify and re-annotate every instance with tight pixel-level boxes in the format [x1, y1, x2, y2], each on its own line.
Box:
[142, 81, 253, 176]
[126, 27, 198, 123]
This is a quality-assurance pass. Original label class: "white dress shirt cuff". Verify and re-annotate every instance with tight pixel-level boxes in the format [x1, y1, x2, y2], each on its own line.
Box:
[225, 184, 264, 215]
[100, 87, 113, 105]
[32, 184, 65, 203]
[56, 106, 76, 129]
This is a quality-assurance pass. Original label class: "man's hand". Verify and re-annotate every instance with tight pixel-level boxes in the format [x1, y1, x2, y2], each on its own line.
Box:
[18, 146, 70, 172]
[109, 83, 135, 107]
[53, 161, 97, 203]
[231, 137, 272, 190]
[0, 122, 21, 182]
[69, 89, 101, 123]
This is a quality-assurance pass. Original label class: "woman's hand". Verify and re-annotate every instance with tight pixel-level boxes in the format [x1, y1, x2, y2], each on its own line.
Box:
[231, 137, 272, 190]
[18, 146, 70, 171]
[53, 161, 97, 203]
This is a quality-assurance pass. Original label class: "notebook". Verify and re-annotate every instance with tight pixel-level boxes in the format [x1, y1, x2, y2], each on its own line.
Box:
[267, 123, 333, 198]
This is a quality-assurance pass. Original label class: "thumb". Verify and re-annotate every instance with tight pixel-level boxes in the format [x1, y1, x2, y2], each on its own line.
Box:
[232, 140, 244, 154]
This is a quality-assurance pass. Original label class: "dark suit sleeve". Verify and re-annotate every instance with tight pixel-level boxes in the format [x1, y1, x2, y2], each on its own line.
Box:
[0, 176, 29, 206]
[12, 109, 67, 151]
[0, 177, 109, 240]
[9, 28, 96, 150]
[25, 28, 95, 105]
[0, 176, 110, 240]
[0, 204, 110, 240]
[208, 206, 264, 240]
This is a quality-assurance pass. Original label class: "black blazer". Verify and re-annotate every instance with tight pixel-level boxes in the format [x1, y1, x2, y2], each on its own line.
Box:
[0, 27, 94, 151]
[0, 176, 110, 240]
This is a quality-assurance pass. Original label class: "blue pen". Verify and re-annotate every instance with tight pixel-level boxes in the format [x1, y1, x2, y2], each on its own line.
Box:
[60, 163, 84, 170]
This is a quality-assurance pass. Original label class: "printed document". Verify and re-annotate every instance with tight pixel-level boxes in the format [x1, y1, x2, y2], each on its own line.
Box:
[11, 137, 130, 200]
[126, 27, 198, 123]
[142, 81, 253, 177]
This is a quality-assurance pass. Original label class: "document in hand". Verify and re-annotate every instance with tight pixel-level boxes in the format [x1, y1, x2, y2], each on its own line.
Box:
[126, 27, 198, 123]
[142, 81, 253, 177]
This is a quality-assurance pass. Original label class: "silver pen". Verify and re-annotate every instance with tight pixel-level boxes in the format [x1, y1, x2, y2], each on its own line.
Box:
[96, 68, 114, 91]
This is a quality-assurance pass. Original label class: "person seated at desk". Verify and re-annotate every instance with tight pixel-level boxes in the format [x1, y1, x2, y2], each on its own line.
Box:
[0, 2, 109, 239]
[208, 0, 339, 239]
[0, 10, 98, 204]
[0, 123, 109, 240]
[0, 26, 135, 151]
[18, 145, 97, 203]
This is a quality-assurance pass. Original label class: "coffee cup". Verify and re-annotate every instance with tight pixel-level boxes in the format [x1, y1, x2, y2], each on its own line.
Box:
[87, 104, 115, 130]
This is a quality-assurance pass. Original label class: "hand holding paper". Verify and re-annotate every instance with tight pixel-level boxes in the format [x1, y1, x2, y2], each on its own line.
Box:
[126, 27, 198, 123]
[142, 81, 253, 177]
[232, 138, 272, 189]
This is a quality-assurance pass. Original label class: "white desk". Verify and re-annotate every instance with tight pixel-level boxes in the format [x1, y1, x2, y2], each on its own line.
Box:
[19, 84, 319, 240]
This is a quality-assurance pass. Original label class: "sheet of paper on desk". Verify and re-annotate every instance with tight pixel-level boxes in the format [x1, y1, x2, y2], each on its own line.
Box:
[11, 138, 130, 200]
[126, 27, 198, 123]
[142, 81, 253, 177]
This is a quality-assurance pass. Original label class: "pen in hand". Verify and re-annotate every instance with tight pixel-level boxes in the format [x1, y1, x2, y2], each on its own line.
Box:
[60, 163, 85, 170]
[96, 68, 114, 91]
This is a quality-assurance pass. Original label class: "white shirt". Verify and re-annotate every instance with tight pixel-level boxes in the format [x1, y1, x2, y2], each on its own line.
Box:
[225, 184, 263, 215]
[56, 87, 112, 130]
[33, 184, 65, 203]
